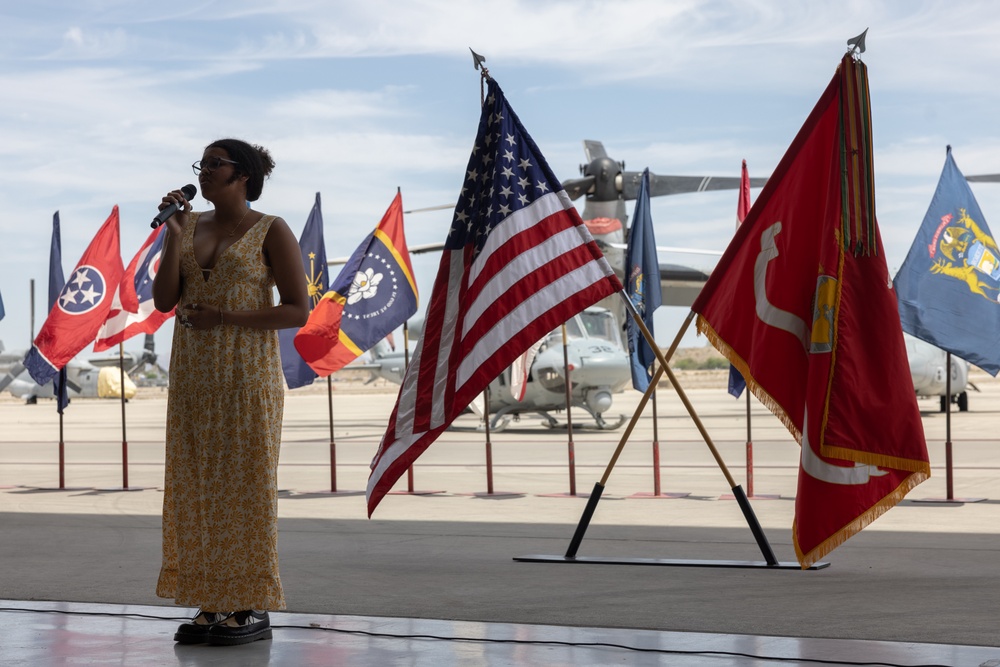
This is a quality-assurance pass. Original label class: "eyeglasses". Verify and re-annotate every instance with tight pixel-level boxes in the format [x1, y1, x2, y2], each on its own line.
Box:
[192, 156, 238, 175]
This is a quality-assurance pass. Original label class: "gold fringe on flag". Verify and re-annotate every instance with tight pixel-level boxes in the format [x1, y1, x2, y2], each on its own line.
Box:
[794, 468, 929, 568]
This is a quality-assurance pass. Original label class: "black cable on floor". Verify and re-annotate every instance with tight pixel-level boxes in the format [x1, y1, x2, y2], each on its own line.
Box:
[0, 606, 956, 667]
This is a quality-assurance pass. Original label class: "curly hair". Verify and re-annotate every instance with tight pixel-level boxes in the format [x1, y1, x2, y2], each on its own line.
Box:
[207, 138, 275, 202]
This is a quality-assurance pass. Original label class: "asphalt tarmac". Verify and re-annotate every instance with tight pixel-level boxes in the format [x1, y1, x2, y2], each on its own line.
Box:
[1, 370, 999, 662]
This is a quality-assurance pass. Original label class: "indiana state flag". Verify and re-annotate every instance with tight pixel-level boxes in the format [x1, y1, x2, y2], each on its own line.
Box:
[25, 207, 125, 386]
[279, 193, 328, 389]
[625, 168, 662, 392]
[295, 191, 417, 376]
[895, 146, 1000, 376]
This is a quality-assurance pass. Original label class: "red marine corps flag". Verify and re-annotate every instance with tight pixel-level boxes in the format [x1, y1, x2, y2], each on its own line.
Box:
[366, 78, 622, 515]
[692, 53, 930, 567]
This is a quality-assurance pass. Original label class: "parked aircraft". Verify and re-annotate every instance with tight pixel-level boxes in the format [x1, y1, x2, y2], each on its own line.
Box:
[905, 333, 973, 412]
[353, 306, 631, 430]
[329, 140, 757, 429]
[0, 335, 160, 403]
[336, 142, 991, 423]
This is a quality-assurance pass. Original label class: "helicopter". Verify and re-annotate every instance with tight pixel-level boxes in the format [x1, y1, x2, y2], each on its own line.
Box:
[352, 305, 631, 431]
[560, 140, 768, 332]
[327, 140, 760, 429]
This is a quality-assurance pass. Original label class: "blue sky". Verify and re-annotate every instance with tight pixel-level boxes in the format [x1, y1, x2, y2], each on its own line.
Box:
[2, 1, 1000, 365]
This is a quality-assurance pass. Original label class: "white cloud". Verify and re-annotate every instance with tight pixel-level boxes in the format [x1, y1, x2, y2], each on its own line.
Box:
[3, 0, 1000, 358]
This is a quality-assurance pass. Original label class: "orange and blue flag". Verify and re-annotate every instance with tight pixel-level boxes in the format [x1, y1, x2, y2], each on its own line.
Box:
[279, 193, 328, 389]
[294, 192, 417, 377]
[894, 147, 1000, 375]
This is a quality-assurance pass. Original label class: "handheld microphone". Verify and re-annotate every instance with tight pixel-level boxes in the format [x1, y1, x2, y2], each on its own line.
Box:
[151, 184, 198, 229]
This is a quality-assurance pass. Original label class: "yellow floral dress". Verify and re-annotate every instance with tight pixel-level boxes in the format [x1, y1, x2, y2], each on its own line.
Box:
[157, 212, 286, 612]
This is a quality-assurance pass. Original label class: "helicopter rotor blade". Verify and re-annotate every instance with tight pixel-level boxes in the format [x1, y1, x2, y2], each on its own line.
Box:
[621, 171, 768, 200]
[403, 203, 454, 214]
[966, 174, 1000, 183]
[561, 175, 596, 200]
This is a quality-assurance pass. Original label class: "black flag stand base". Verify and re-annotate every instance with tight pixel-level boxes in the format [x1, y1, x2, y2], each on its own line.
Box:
[514, 480, 827, 570]
[514, 302, 830, 571]
[514, 553, 826, 570]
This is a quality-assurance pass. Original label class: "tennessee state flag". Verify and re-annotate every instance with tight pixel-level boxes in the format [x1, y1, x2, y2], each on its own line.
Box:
[294, 192, 418, 376]
[25, 206, 125, 386]
[692, 54, 930, 568]
[93, 223, 174, 351]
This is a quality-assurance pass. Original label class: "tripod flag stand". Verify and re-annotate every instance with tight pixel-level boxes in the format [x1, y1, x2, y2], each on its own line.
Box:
[515, 300, 828, 570]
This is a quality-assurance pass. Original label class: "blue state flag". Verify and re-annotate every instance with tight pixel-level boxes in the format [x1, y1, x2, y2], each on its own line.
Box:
[895, 147, 1000, 376]
[49, 212, 70, 413]
[625, 169, 663, 392]
[279, 193, 328, 389]
[0, 287, 5, 321]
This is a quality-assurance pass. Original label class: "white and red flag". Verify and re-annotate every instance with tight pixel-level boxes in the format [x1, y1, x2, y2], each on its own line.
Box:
[24, 206, 125, 385]
[692, 54, 929, 567]
[94, 224, 174, 351]
[366, 79, 622, 515]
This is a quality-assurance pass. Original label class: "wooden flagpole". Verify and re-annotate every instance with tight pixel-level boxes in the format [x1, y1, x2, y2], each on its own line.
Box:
[516, 296, 824, 569]
[557, 309, 694, 559]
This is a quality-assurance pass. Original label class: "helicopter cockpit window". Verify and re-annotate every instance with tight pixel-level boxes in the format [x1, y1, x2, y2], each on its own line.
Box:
[580, 309, 619, 346]
[544, 317, 584, 347]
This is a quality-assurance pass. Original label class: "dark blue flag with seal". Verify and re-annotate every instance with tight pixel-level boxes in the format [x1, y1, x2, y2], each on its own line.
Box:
[278, 192, 328, 389]
[894, 146, 1000, 376]
[625, 168, 663, 391]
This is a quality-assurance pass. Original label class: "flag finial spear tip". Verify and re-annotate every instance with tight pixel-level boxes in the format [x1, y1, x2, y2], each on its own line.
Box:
[946, 144, 952, 154]
[847, 28, 868, 56]
[470, 48, 486, 71]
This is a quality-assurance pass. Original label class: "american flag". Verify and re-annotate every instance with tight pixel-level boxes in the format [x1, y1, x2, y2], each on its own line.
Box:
[366, 78, 622, 515]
